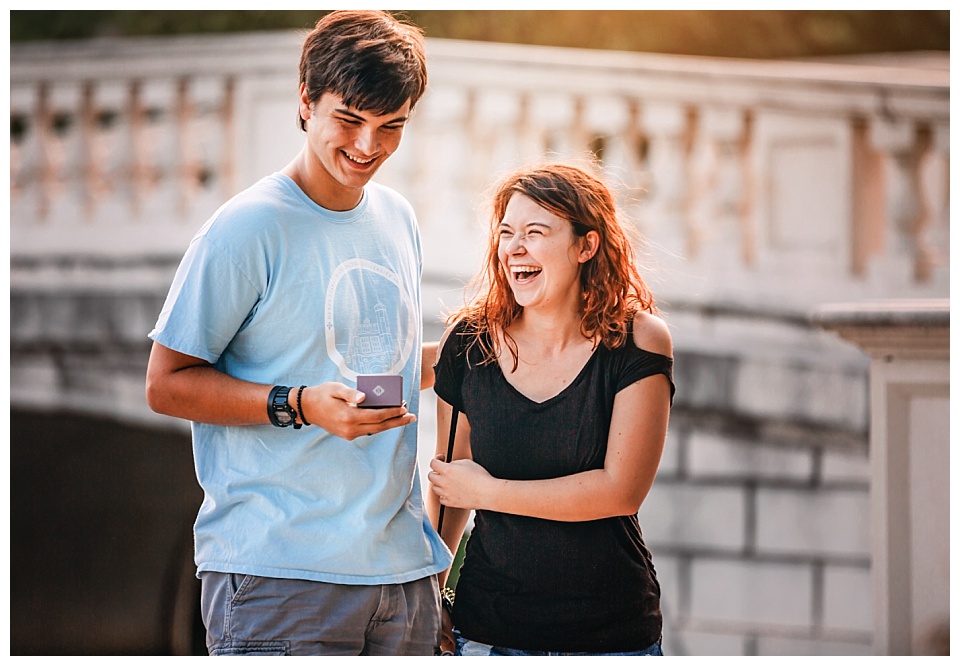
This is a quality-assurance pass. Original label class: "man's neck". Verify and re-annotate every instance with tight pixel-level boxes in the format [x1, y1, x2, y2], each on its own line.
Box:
[281, 152, 363, 212]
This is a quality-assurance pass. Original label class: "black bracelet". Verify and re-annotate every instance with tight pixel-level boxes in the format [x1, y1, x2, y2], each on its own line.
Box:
[297, 385, 310, 426]
[440, 586, 455, 613]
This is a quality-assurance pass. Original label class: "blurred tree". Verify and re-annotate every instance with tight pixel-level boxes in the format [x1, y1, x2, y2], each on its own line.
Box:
[9, 10, 949, 59]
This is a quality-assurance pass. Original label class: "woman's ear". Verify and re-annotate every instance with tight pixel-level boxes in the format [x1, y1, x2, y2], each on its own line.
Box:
[579, 230, 600, 263]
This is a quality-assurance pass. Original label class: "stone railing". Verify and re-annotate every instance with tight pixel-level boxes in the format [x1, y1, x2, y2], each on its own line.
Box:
[10, 33, 950, 318]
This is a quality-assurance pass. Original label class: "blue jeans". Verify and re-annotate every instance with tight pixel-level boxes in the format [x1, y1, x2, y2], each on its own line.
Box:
[201, 571, 440, 656]
[455, 633, 663, 656]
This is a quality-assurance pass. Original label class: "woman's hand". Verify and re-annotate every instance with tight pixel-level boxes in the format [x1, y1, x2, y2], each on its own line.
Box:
[439, 604, 456, 655]
[428, 456, 498, 510]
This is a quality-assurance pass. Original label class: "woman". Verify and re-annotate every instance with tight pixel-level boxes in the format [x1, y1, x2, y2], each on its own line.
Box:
[427, 163, 675, 656]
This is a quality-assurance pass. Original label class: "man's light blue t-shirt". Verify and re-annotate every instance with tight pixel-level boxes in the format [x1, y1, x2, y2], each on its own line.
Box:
[149, 173, 452, 584]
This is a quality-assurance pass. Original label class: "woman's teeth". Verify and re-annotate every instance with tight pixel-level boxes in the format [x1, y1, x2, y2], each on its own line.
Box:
[511, 266, 542, 281]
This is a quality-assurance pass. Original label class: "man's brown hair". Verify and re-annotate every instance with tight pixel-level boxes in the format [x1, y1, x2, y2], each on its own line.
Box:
[298, 10, 427, 131]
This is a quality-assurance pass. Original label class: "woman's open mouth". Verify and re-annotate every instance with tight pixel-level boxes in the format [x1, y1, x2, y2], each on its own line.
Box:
[511, 265, 542, 284]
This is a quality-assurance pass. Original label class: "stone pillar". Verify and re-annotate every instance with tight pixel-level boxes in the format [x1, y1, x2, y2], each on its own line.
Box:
[812, 300, 949, 656]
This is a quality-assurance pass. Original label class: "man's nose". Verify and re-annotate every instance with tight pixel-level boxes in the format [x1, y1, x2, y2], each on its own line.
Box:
[354, 126, 377, 154]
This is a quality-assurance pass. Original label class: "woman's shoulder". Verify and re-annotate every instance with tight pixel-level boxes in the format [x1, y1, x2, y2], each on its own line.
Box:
[630, 310, 673, 359]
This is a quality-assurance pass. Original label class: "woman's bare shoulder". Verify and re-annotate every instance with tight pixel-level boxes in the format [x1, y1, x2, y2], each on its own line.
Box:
[631, 311, 673, 358]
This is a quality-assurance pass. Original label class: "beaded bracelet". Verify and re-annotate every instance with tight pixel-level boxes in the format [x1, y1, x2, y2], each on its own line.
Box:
[297, 385, 311, 427]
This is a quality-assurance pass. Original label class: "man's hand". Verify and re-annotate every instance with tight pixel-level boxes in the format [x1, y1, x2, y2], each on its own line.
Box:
[300, 382, 416, 441]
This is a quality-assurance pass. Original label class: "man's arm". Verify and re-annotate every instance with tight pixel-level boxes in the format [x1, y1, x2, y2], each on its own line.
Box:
[145, 341, 415, 440]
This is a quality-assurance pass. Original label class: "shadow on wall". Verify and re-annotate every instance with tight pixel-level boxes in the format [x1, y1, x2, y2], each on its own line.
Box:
[9, 410, 206, 655]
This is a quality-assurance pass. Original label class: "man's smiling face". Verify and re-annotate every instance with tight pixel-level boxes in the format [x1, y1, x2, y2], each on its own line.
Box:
[299, 89, 411, 209]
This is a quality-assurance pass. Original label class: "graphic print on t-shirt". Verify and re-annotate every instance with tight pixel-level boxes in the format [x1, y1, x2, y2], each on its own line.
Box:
[324, 257, 416, 381]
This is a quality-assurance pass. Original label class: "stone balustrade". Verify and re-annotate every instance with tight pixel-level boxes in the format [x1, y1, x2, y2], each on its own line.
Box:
[10, 33, 949, 318]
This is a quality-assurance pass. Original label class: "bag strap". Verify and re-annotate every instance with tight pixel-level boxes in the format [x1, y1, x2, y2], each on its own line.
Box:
[436, 406, 459, 537]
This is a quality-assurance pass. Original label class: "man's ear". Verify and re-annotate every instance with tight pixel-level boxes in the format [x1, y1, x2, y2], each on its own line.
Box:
[299, 83, 312, 122]
[579, 230, 600, 263]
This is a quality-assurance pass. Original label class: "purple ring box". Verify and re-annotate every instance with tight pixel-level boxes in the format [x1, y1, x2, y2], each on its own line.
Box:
[357, 375, 403, 408]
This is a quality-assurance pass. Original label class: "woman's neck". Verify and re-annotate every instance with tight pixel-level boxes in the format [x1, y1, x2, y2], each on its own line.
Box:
[508, 307, 589, 355]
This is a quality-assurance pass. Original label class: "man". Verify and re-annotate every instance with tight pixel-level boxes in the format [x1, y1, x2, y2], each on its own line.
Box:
[145, 10, 450, 656]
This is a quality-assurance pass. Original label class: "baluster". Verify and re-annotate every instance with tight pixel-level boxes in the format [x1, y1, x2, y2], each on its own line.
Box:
[36, 82, 54, 220]
[130, 77, 180, 223]
[128, 80, 149, 216]
[175, 77, 196, 216]
[698, 107, 757, 268]
[97, 80, 137, 220]
[513, 93, 542, 164]
[918, 123, 950, 285]
[529, 91, 576, 161]
[870, 118, 934, 284]
[221, 76, 237, 201]
[638, 102, 696, 259]
[188, 75, 236, 217]
[41, 82, 87, 225]
[850, 117, 886, 278]
[583, 95, 644, 229]
[79, 81, 102, 219]
[10, 84, 41, 210]
[681, 106, 708, 262]
[582, 94, 631, 165]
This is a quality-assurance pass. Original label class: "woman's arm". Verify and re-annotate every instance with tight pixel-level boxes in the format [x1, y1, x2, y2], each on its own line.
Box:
[428, 312, 673, 522]
[424, 321, 474, 584]
[425, 396, 473, 585]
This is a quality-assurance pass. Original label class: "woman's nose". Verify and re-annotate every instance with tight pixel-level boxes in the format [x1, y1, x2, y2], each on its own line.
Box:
[506, 233, 526, 254]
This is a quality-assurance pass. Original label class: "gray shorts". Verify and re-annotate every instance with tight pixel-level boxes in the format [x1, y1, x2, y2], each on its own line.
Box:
[200, 571, 441, 656]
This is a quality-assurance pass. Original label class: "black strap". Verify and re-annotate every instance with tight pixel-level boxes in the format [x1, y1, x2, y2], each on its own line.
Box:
[436, 406, 459, 537]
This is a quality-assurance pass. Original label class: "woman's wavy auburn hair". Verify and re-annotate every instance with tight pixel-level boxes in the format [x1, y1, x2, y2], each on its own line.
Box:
[451, 162, 658, 368]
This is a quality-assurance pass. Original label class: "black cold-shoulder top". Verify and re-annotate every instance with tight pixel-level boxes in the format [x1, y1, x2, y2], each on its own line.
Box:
[433, 319, 675, 653]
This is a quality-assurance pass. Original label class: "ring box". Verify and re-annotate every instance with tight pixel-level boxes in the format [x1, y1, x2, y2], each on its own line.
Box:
[357, 375, 403, 408]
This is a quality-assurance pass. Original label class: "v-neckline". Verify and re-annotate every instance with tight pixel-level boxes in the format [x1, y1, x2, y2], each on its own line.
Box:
[494, 345, 601, 406]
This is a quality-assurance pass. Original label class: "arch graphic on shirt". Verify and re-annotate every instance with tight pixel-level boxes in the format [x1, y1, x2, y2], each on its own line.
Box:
[324, 257, 416, 381]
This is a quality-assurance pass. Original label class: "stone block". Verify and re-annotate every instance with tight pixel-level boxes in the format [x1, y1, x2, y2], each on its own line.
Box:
[734, 355, 867, 432]
[755, 487, 870, 558]
[671, 350, 739, 411]
[656, 427, 682, 477]
[640, 482, 746, 551]
[823, 565, 871, 633]
[666, 630, 746, 656]
[821, 448, 870, 483]
[756, 635, 871, 656]
[10, 356, 61, 409]
[687, 430, 813, 481]
[690, 559, 813, 627]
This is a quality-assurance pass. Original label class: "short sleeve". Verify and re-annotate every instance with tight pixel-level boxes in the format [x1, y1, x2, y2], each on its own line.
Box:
[616, 349, 676, 405]
[433, 320, 469, 413]
[148, 234, 261, 363]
